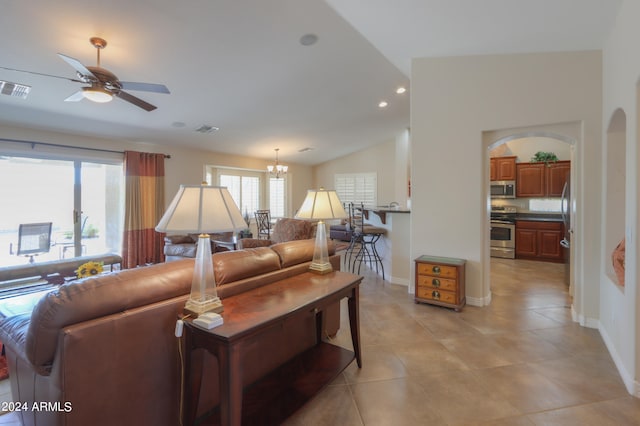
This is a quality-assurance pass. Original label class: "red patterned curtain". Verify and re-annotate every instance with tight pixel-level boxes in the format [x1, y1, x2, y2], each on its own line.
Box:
[122, 151, 166, 268]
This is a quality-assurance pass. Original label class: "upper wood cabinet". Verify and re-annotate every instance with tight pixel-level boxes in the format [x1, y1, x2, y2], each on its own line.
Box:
[515, 163, 546, 197]
[516, 161, 570, 198]
[490, 156, 517, 181]
[546, 161, 571, 197]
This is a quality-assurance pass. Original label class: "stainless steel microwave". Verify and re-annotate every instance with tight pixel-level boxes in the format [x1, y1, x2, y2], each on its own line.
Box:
[491, 180, 516, 199]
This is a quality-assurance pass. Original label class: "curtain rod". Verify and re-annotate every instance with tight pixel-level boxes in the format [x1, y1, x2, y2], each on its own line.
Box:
[0, 137, 171, 159]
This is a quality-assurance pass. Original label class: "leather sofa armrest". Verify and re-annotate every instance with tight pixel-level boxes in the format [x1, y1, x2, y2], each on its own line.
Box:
[0, 313, 37, 371]
[164, 235, 195, 244]
[237, 239, 272, 249]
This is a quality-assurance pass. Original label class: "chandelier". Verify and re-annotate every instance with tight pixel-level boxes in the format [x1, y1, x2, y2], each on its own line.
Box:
[267, 148, 288, 178]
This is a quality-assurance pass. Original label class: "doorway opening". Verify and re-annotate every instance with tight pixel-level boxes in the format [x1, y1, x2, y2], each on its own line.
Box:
[484, 129, 576, 308]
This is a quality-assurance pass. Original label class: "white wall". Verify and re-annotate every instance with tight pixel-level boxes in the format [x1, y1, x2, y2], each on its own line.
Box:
[313, 135, 412, 283]
[410, 52, 602, 319]
[313, 137, 400, 203]
[601, 0, 640, 396]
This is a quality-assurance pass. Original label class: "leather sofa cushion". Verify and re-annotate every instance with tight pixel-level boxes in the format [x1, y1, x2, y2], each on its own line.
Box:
[164, 243, 197, 258]
[271, 239, 335, 268]
[164, 234, 195, 244]
[25, 260, 194, 371]
[213, 247, 281, 286]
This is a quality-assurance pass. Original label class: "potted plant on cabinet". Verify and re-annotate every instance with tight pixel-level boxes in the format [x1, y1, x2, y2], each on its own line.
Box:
[531, 151, 558, 166]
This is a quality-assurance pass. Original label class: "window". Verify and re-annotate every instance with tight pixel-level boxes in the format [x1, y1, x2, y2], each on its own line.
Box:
[528, 198, 562, 212]
[0, 154, 124, 269]
[269, 177, 286, 218]
[335, 173, 377, 206]
[208, 166, 288, 218]
[219, 173, 260, 218]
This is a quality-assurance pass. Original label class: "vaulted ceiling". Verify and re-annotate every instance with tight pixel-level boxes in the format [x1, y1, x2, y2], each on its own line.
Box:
[0, 0, 621, 165]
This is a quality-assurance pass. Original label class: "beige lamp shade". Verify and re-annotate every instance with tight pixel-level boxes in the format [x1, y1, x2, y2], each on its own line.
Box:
[155, 184, 246, 233]
[295, 188, 347, 221]
[295, 188, 347, 274]
[156, 184, 245, 316]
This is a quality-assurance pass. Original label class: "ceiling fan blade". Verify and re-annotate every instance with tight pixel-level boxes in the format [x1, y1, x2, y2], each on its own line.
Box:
[119, 81, 170, 94]
[0, 65, 83, 83]
[64, 91, 85, 102]
[115, 90, 157, 111]
[57, 53, 97, 79]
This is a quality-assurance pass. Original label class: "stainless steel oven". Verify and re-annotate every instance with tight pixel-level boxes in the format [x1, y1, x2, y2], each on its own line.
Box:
[490, 206, 516, 259]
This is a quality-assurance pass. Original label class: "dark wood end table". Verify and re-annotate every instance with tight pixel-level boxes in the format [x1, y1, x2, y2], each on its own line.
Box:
[182, 270, 363, 426]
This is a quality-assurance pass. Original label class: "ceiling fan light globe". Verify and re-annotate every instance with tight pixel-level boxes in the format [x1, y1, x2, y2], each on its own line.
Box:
[82, 87, 113, 103]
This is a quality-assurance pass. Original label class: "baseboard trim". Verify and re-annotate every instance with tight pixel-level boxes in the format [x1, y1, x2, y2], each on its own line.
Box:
[390, 276, 410, 286]
[466, 292, 490, 307]
[598, 321, 638, 397]
[570, 305, 599, 329]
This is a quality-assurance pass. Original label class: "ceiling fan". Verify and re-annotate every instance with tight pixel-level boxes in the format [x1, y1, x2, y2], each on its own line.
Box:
[1, 37, 169, 111]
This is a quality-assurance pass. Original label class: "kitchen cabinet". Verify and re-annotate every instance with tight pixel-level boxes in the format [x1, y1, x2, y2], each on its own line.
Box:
[516, 161, 570, 197]
[546, 161, 571, 196]
[515, 220, 564, 262]
[490, 156, 517, 181]
[414, 255, 465, 311]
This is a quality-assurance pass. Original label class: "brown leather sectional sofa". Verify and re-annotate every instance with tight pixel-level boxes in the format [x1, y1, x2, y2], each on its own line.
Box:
[0, 239, 340, 426]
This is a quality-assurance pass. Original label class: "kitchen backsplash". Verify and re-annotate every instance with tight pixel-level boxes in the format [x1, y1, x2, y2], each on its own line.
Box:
[491, 197, 562, 213]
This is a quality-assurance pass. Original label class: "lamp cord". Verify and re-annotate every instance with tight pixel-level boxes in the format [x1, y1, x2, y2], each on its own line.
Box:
[177, 314, 191, 426]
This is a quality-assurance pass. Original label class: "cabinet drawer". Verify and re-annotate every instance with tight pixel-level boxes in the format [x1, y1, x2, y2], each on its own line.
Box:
[417, 275, 457, 291]
[416, 263, 457, 278]
[416, 287, 457, 304]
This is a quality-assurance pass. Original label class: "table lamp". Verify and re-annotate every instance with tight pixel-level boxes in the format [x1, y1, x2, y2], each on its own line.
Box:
[295, 188, 347, 274]
[156, 184, 246, 315]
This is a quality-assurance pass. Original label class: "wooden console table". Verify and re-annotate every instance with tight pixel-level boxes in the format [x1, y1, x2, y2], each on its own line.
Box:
[182, 271, 363, 426]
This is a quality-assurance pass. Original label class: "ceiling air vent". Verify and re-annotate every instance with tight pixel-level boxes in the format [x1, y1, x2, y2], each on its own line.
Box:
[0, 81, 31, 99]
[195, 125, 219, 134]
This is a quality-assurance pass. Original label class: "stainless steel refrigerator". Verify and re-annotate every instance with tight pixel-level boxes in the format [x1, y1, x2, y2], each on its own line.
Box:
[560, 176, 571, 286]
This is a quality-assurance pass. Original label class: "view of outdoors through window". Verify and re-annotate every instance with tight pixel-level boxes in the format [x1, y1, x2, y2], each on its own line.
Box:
[0, 156, 124, 269]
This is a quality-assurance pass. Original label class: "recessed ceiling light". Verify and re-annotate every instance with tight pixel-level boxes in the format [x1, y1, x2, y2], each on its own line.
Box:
[378, 101, 388, 108]
[300, 34, 318, 46]
[396, 87, 406, 94]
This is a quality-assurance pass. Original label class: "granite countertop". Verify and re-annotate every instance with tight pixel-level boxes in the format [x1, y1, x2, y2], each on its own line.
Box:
[516, 213, 563, 222]
[361, 206, 411, 224]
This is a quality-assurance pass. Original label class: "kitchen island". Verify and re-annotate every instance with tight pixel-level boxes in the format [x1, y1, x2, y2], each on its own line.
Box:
[358, 206, 411, 285]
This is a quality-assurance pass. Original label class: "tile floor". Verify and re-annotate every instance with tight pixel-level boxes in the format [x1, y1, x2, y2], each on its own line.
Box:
[283, 258, 640, 426]
[1, 258, 639, 425]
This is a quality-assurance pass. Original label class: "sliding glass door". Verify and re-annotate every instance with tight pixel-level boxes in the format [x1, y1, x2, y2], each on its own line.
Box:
[0, 155, 123, 268]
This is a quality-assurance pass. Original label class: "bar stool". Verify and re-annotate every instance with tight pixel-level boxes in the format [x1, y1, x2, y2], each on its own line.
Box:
[349, 203, 386, 280]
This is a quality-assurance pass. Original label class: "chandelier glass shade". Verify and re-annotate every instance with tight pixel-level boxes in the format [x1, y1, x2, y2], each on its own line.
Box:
[267, 148, 288, 178]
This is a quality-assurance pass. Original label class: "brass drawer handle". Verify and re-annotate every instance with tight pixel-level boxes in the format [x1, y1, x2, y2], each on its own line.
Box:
[432, 290, 440, 300]
[432, 278, 440, 287]
[432, 266, 441, 274]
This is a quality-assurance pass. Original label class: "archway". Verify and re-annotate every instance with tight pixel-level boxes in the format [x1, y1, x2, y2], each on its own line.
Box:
[484, 126, 577, 307]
